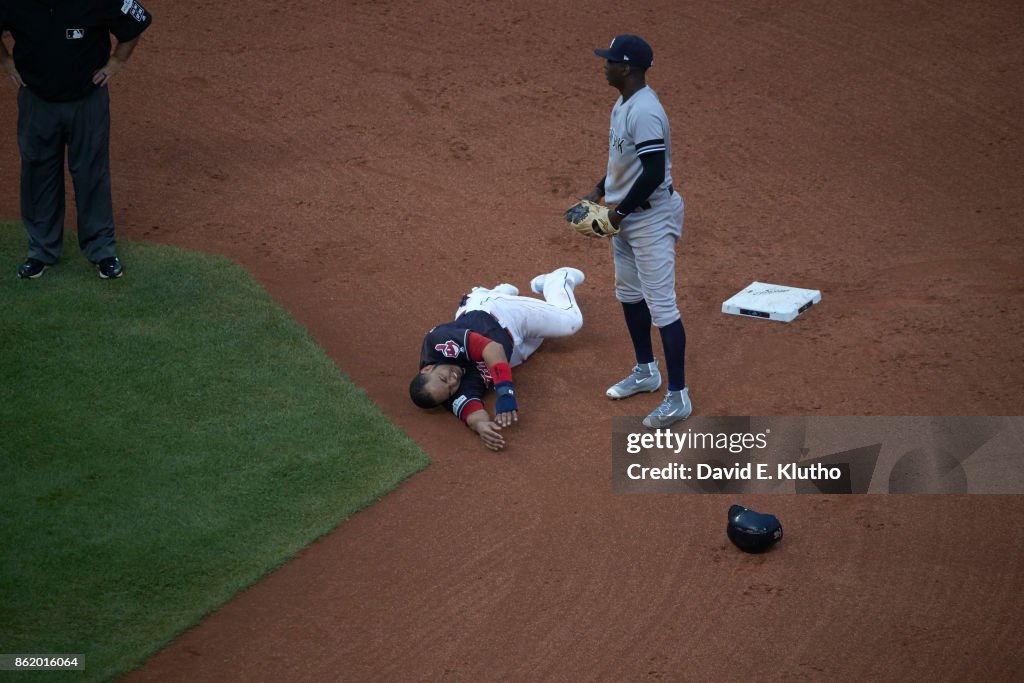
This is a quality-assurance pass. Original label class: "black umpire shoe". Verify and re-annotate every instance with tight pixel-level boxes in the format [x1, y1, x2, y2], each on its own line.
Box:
[17, 258, 48, 279]
[97, 257, 124, 279]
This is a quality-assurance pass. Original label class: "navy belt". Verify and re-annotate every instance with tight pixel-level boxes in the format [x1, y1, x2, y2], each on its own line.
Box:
[456, 308, 513, 343]
[487, 312, 514, 343]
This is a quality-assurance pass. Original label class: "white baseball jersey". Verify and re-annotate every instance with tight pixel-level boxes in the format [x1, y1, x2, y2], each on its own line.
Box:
[604, 86, 674, 204]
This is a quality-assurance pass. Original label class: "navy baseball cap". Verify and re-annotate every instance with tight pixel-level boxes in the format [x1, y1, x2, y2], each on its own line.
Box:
[594, 35, 654, 68]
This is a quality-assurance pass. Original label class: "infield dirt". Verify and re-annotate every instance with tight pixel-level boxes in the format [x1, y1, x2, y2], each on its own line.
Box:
[3, 1, 1022, 680]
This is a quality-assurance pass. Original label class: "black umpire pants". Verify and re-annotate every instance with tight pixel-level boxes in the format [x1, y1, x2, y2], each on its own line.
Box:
[17, 85, 117, 265]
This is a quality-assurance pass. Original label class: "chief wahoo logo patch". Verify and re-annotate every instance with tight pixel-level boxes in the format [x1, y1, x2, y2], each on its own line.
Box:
[435, 340, 462, 358]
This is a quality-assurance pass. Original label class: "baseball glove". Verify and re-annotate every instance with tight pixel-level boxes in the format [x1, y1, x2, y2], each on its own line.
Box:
[564, 200, 618, 238]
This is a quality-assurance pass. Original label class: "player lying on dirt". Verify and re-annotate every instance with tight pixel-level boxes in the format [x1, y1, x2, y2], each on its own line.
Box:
[409, 267, 585, 451]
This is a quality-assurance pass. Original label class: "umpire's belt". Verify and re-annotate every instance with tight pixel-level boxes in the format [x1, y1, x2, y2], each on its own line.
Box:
[635, 184, 675, 212]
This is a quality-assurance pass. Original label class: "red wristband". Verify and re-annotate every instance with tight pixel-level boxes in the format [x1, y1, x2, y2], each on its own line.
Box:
[491, 362, 513, 385]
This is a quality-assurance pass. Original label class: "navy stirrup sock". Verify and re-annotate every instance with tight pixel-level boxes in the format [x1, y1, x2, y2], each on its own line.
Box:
[621, 300, 655, 365]
[658, 319, 687, 391]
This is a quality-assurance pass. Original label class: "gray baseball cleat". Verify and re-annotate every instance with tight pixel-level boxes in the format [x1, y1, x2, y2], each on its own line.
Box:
[605, 361, 662, 399]
[531, 266, 585, 294]
[642, 386, 693, 428]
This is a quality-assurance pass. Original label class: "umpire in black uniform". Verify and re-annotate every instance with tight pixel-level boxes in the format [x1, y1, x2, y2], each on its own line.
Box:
[0, 0, 152, 279]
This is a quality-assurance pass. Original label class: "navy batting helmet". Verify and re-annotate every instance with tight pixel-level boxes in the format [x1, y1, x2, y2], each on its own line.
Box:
[727, 504, 783, 553]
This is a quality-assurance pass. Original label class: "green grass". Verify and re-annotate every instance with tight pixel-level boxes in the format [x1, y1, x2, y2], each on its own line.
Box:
[0, 223, 429, 682]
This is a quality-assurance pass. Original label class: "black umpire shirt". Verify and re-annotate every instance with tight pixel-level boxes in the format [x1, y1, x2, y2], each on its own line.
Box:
[0, 0, 152, 102]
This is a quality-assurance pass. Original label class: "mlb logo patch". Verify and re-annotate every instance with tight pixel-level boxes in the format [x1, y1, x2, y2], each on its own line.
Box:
[66, 28, 85, 39]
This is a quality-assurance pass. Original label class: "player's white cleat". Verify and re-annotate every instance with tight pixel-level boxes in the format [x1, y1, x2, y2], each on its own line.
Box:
[530, 274, 546, 294]
[642, 386, 693, 429]
[606, 361, 662, 399]
[492, 283, 519, 296]
[531, 267, 585, 294]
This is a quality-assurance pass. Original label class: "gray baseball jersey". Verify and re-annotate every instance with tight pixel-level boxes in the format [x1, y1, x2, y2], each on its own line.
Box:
[604, 86, 675, 204]
[606, 86, 685, 327]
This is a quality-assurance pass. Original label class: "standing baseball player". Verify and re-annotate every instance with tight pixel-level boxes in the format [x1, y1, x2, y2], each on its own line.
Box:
[583, 34, 692, 428]
[0, 0, 152, 279]
[410, 267, 585, 451]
